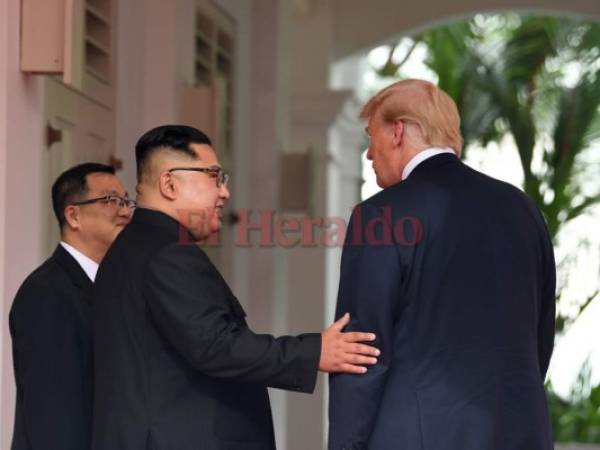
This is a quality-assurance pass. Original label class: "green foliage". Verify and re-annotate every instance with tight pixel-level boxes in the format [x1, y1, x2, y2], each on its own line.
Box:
[547, 362, 600, 443]
[374, 14, 600, 333]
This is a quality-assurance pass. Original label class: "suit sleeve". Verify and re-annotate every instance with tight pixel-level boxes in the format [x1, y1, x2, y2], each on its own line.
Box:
[329, 203, 403, 450]
[537, 215, 556, 380]
[9, 282, 90, 450]
[144, 243, 321, 393]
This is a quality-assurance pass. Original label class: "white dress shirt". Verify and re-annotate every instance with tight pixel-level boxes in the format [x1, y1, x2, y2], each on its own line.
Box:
[60, 241, 99, 282]
[402, 147, 456, 180]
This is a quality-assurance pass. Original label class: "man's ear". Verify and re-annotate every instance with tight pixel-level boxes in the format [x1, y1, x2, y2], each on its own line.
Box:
[63, 205, 81, 231]
[158, 172, 178, 201]
[391, 119, 404, 147]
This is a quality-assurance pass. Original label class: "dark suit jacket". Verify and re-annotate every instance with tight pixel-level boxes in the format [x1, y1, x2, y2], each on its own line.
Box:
[329, 153, 556, 450]
[9, 245, 94, 450]
[91, 208, 321, 450]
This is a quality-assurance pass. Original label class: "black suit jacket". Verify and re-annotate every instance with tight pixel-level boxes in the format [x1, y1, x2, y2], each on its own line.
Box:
[92, 208, 321, 450]
[329, 154, 556, 450]
[9, 245, 94, 450]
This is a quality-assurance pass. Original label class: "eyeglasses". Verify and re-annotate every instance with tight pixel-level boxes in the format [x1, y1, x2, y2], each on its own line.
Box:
[168, 167, 230, 187]
[71, 195, 137, 210]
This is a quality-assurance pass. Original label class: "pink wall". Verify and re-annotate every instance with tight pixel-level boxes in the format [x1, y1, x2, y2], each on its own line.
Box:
[0, 5, 8, 443]
[114, 0, 146, 194]
[0, 0, 47, 447]
[114, 0, 194, 195]
[141, 0, 179, 130]
[0, 1, 186, 444]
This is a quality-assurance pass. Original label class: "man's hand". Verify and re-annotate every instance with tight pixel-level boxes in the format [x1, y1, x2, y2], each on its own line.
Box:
[319, 313, 380, 374]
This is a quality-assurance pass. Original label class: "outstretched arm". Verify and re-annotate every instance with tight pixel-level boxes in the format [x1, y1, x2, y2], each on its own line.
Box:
[145, 243, 379, 394]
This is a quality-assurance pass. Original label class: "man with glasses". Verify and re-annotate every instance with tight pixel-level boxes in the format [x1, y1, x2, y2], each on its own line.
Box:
[9, 163, 134, 450]
[91, 125, 379, 450]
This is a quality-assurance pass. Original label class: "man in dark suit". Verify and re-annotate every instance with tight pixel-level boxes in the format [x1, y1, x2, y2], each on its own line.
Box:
[329, 79, 556, 450]
[92, 125, 380, 450]
[9, 163, 134, 450]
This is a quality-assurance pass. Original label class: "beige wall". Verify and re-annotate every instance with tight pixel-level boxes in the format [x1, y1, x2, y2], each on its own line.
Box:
[332, 0, 600, 59]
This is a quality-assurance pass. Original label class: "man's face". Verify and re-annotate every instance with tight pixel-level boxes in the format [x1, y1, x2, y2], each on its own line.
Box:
[169, 144, 230, 240]
[365, 116, 404, 189]
[76, 173, 132, 249]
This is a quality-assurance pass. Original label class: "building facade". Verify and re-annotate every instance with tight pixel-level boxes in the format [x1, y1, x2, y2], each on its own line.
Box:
[1, 0, 598, 448]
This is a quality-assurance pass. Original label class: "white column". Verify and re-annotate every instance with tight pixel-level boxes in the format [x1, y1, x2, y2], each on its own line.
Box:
[281, 2, 365, 448]
[284, 90, 349, 450]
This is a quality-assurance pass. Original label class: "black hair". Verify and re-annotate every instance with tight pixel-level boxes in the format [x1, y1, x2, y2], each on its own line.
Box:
[51, 163, 116, 229]
[135, 125, 212, 181]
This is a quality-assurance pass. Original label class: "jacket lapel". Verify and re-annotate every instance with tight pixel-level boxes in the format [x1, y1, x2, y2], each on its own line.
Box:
[52, 245, 94, 293]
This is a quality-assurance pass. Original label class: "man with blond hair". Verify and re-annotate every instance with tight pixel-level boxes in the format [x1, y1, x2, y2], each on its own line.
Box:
[329, 79, 556, 450]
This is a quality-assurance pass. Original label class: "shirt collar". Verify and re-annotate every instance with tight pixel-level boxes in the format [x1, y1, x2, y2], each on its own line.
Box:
[60, 241, 99, 282]
[402, 147, 456, 180]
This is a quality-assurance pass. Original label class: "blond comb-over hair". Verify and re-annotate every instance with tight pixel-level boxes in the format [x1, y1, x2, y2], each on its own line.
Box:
[361, 79, 463, 156]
